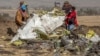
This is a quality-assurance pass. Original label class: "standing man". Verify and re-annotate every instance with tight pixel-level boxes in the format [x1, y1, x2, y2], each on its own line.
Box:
[15, 1, 29, 28]
[62, 1, 78, 30]
[65, 6, 78, 31]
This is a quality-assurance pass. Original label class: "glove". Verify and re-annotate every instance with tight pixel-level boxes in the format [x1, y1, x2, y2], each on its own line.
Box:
[22, 22, 26, 25]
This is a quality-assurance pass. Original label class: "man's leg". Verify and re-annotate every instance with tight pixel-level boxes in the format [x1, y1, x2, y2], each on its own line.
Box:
[68, 24, 75, 31]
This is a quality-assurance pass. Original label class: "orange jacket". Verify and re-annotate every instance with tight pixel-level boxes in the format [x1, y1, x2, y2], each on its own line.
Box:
[15, 9, 23, 26]
[15, 9, 29, 26]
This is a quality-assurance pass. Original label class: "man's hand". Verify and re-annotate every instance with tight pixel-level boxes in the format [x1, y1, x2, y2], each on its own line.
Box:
[22, 22, 26, 25]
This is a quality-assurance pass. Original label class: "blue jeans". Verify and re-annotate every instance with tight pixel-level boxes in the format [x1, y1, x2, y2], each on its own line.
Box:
[66, 24, 75, 31]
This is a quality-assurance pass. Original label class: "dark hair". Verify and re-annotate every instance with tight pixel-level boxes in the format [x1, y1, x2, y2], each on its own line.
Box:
[20, 1, 24, 6]
[72, 6, 76, 10]
[64, 1, 69, 4]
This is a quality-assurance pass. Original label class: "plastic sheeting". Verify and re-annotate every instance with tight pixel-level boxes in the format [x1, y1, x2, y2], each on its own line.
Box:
[11, 14, 65, 43]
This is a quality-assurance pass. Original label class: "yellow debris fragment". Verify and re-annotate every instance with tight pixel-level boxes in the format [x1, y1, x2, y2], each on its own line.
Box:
[12, 40, 23, 46]
[86, 29, 95, 39]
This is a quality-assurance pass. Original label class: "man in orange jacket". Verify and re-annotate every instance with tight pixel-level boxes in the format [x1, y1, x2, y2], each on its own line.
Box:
[15, 1, 29, 28]
[65, 6, 78, 30]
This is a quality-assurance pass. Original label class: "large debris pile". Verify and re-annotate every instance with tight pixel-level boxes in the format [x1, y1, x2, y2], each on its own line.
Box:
[11, 25, 100, 56]
[10, 9, 100, 56]
[11, 11, 65, 43]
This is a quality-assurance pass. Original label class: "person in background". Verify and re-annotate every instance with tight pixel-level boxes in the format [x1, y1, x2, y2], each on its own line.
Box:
[15, 1, 29, 28]
[65, 6, 78, 31]
[62, 1, 72, 14]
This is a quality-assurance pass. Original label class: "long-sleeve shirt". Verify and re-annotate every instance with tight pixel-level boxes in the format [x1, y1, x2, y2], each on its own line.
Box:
[65, 10, 78, 26]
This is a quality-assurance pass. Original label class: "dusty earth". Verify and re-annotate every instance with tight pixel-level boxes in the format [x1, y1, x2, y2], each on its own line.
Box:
[0, 12, 100, 56]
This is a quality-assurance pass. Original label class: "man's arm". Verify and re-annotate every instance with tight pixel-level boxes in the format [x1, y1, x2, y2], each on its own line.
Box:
[16, 10, 23, 25]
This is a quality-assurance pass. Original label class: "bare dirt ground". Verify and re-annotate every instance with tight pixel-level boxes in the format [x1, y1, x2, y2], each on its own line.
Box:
[78, 16, 100, 26]
[0, 10, 100, 56]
